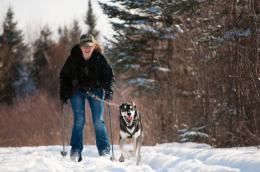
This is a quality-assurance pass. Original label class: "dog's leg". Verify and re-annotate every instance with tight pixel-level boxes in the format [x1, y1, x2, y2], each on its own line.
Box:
[133, 138, 138, 157]
[119, 137, 125, 162]
[135, 135, 143, 165]
[119, 137, 131, 162]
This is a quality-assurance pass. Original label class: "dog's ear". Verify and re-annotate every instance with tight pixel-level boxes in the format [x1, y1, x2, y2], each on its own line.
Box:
[131, 101, 137, 109]
[119, 103, 123, 110]
[134, 107, 139, 119]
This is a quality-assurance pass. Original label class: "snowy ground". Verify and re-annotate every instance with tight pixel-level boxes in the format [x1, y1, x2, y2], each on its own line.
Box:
[0, 142, 260, 172]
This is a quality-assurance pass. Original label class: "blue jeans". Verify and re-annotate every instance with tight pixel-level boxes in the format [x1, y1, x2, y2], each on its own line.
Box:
[69, 88, 110, 156]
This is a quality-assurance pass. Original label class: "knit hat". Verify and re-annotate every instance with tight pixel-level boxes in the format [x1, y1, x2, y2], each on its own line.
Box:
[79, 34, 94, 47]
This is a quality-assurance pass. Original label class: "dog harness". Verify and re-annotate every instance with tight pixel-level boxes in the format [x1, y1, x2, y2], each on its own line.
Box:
[120, 117, 140, 138]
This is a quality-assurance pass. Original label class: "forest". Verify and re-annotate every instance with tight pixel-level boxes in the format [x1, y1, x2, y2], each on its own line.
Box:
[0, 0, 259, 148]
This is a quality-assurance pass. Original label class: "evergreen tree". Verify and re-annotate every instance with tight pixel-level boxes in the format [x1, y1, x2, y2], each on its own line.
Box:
[99, 1, 176, 93]
[32, 26, 54, 90]
[100, 0, 181, 142]
[58, 26, 70, 53]
[58, 20, 81, 51]
[2, 8, 27, 55]
[0, 7, 29, 103]
[0, 43, 12, 103]
[99, 0, 217, 142]
[58, 26, 69, 45]
[69, 20, 82, 47]
[100, 0, 260, 146]
[85, 0, 99, 38]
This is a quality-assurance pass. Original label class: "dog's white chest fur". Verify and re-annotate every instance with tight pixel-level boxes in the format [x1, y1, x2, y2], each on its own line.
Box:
[120, 130, 130, 139]
[132, 129, 141, 138]
[120, 127, 141, 139]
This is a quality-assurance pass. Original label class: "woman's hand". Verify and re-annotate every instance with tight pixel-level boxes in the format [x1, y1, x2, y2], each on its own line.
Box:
[104, 90, 113, 101]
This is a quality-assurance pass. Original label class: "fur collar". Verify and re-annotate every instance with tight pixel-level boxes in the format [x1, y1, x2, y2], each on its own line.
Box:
[70, 44, 100, 64]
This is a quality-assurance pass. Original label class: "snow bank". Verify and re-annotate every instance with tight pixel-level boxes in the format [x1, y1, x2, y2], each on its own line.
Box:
[0, 142, 259, 172]
[142, 143, 260, 172]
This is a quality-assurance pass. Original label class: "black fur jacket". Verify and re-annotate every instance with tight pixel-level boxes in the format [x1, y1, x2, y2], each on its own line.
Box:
[59, 45, 115, 102]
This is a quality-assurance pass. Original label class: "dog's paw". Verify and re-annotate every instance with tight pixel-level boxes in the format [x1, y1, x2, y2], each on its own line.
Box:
[119, 154, 125, 162]
[136, 155, 141, 165]
[129, 150, 136, 157]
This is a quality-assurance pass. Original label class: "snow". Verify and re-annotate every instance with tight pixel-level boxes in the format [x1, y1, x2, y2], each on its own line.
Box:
[0, 142, 260, 172]
[180, 131, 209, 142]
[132, 19, 147, 25]
[175, 24, 184, 33]
[152, 66, 170, 72]
[14, 65, 36, 97]
[126, 64, 141, 69]
[128, 78, 155, 87]
[223, 28, 252, 40]
[146, 6, 161, 15]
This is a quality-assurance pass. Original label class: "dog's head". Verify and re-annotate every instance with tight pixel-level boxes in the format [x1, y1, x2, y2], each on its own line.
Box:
[119, 102, 137, 126]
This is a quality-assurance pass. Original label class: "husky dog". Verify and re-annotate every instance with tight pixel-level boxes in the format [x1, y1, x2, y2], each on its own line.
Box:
[119, 102, 143, 165]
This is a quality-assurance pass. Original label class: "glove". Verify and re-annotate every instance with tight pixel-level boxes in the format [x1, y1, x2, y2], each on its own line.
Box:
[60, 93, 69, 105]
[104, 89, 113, 101]
[61, 99, 68, 105]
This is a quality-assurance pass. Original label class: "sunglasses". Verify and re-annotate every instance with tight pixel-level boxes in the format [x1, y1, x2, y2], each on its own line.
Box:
[82, 45, 94, 49]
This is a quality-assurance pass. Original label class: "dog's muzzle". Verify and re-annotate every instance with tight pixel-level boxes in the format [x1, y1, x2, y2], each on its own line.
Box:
[126, 116, 133, 123]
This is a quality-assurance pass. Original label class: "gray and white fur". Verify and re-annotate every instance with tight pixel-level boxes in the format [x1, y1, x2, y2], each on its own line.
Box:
[119, 102, 143, 165]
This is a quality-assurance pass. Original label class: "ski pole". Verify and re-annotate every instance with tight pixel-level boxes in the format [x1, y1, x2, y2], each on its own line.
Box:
[61, 104, 67, 157]
[107, 102, 115, 161]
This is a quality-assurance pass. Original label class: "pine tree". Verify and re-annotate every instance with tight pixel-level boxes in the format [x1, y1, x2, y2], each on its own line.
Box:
[85, 0, 99, 38]
[100, 0, 260, 146]
[99, 1, 176, 93]
[100, 0, 180, 142]
[58, 26, 70, 53]
[69, 20, 81, 47]
[2, 8, 27, 54]
[100, 0, 216, 143]
[32, 26, 54, 90]
[0, 7, 29, 103]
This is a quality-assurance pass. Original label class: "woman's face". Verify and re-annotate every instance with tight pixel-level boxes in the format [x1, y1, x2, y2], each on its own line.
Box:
[80, 43, 95, 60]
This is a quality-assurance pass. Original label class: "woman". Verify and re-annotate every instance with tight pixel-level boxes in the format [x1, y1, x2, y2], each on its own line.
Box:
[59, 34, 114, 162]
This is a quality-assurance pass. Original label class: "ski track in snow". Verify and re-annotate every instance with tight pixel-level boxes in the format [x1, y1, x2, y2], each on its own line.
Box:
[0, 142, 260, 172]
